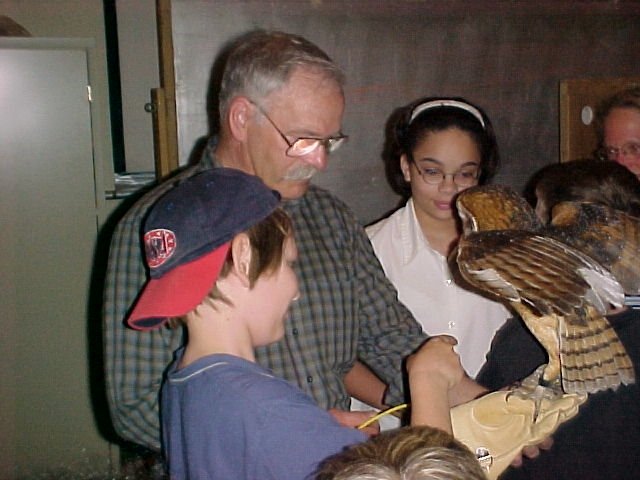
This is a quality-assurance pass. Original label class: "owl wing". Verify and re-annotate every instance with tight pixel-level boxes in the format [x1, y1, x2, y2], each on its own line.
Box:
[547, 201, 640, 295]
[456, 229, 632, 393]
[456, 230, 623, 322]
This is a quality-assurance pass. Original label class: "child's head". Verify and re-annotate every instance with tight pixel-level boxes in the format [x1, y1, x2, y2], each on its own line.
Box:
[528, 158, 640, 223]
[315, 425, 487, 480]
[126, 168, 290, 330]
[205, 207, 294, 305]
[384, 97, 499, 225]
[385, 97, 499, 201]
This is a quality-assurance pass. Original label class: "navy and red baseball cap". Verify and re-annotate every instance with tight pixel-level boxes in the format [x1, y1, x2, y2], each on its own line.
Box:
[127, 168, 281, 330]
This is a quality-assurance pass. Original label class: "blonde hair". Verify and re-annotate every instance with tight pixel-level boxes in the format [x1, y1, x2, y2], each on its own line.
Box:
[315, 426, 487, 480]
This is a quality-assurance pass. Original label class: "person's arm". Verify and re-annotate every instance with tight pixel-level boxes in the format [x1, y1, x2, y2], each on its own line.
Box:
[406, 335, 465, 433]
[349, 214, 428, 406]
[448, 375, 488, 406]
[327, 408, 380, 437]
[476, 317, 547, 390]
[102, 176, 190, 450]
[343, 360, 387, 410]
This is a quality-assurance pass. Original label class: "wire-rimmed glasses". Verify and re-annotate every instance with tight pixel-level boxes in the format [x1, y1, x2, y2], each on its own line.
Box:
[414, 165, 480, 187]
[596, 142, 640, 162]
[249, 100, 348, 157]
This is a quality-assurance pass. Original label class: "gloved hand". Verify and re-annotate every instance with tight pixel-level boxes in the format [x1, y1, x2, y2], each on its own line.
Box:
[450, 388, 587, 479]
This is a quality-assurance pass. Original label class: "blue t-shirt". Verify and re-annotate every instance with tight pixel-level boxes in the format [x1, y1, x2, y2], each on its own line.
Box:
[161, 352, 367, 479]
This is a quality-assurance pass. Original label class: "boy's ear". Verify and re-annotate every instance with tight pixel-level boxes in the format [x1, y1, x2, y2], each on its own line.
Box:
[230, 233, 252, 288]
[227, 97, 252, 142]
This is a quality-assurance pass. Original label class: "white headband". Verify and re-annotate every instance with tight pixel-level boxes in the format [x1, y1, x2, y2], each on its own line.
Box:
[409, 99, 486, 129]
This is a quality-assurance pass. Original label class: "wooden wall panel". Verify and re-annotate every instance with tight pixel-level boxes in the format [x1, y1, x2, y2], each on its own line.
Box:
[167, 1, 640, 223]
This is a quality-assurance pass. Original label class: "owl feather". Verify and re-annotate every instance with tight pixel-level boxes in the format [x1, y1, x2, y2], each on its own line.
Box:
[456, 185, 635, 395]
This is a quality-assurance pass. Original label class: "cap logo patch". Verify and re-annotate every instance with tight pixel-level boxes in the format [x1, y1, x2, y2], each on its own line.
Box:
[144, 229, 177, 268]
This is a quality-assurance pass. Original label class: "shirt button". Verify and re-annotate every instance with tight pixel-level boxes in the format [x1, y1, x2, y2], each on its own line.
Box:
[306, 376, 313, 383]
[448, 321, 455, 329]
[292, 328, 299, 335]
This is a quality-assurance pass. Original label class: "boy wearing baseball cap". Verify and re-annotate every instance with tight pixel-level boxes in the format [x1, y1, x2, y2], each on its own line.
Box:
[127, 168, 465, 480]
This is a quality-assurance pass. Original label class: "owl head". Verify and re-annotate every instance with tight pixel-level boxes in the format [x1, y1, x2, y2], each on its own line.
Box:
[456, 185, 541, 234]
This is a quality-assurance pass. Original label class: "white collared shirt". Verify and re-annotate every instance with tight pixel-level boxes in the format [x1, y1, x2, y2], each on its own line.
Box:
[366, 199, 510, 377]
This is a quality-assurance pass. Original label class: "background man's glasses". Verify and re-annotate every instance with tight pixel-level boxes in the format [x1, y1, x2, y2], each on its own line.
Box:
[250, 100, 348, 157]
[596, 142, 640, 161]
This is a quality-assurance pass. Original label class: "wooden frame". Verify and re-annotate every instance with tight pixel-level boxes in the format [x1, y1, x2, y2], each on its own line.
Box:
[153, 0, 179, 179]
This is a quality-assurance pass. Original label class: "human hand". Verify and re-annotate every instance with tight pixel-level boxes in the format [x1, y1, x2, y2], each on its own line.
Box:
[509, 436, 554, 467]
[328, 408, 380, 437]
[407, 335, 464, 390]
[450, 389, 586, 479]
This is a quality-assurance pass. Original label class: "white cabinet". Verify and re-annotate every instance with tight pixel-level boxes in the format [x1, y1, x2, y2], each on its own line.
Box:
[0, 38, 112, 478]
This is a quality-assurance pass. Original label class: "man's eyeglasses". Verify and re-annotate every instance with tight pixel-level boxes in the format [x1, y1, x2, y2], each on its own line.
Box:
[250, 100, 348, 157]
[596, 142, 640, 161]
[414, 165, 480, 187]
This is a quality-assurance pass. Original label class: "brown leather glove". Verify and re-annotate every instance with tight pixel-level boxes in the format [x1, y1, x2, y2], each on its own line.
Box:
[451, 389, 586, 479]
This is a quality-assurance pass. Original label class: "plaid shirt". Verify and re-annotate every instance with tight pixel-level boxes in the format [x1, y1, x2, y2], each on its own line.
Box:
[103, 145, 427, 450]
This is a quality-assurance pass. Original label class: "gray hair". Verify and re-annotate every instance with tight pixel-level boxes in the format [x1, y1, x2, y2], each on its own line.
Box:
[326, 447, 487, 480]
[315, 426, 487, 480]
[218, 30, 345, 123]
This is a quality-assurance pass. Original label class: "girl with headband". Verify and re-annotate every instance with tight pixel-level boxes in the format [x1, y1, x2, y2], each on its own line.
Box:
[350, 97, 511, 427]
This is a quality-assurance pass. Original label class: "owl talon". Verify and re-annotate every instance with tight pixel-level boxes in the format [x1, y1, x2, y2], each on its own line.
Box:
[508, 364, 563, 422]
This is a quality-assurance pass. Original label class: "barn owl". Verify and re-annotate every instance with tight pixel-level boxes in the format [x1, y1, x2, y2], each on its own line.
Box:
[455, 185, 636, 396]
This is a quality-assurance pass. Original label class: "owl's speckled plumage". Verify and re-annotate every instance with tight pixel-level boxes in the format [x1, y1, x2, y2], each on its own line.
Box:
[455, 185, 636, 395]
[547, 201, 640, 295]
